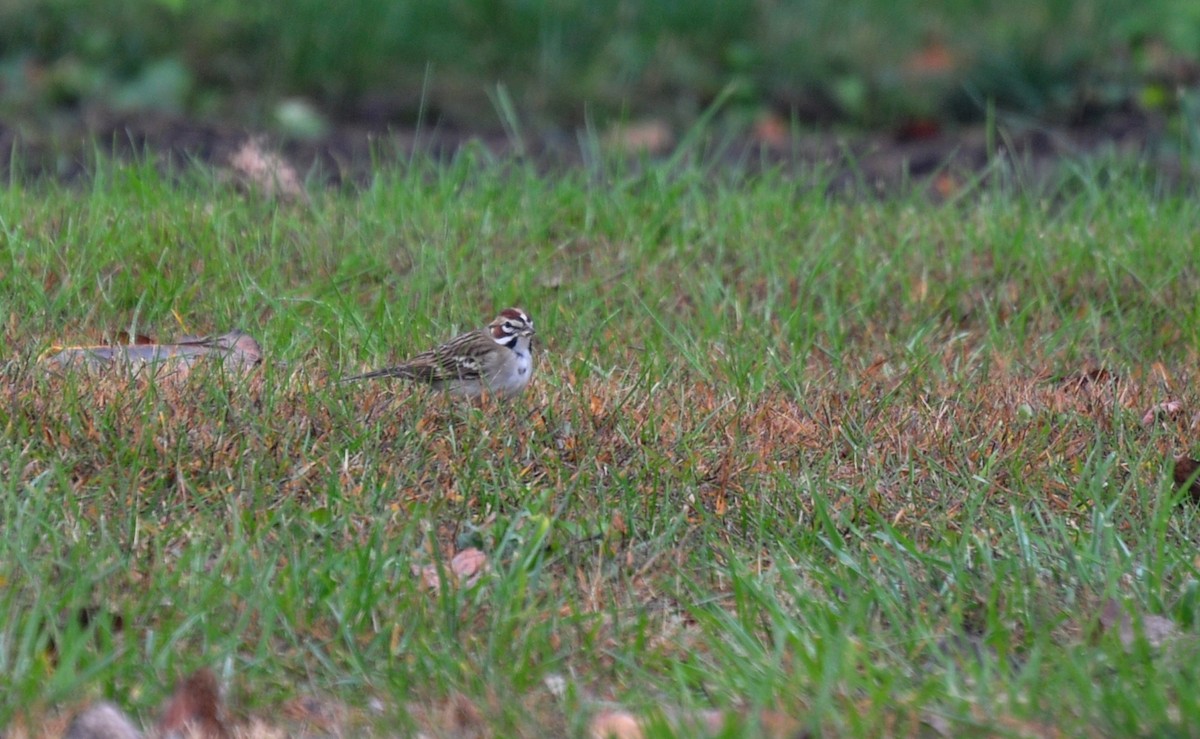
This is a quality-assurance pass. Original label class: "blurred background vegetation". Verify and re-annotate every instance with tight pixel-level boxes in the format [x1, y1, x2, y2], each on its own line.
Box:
[1, 0, 1199, 136]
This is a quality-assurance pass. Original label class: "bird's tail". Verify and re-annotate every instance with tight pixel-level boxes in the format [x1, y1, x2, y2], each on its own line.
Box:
[340, 365, 412, 383]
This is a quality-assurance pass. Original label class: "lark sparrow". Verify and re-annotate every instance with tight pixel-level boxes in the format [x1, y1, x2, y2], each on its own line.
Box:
[343, 308, 536, 397]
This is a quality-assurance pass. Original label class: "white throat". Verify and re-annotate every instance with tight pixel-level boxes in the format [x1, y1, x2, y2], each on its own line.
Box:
[511, 334, 533, 372]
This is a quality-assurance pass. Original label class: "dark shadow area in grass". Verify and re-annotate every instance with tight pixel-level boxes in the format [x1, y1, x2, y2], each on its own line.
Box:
[0, 103, 1179, 198]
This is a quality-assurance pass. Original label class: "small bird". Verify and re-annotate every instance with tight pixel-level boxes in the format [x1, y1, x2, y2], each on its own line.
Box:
[343, 308, 536, 397]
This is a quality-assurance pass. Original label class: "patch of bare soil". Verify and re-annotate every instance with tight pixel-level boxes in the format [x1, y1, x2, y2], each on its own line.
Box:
[0, 104, 1181, 196]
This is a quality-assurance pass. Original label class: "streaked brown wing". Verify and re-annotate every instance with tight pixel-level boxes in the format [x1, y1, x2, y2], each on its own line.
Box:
[428, 343, 485, 382]
[342, 328, 491, 385]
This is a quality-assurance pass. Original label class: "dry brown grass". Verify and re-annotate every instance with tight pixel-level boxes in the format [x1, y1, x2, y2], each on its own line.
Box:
[7, 340, 1192, 557]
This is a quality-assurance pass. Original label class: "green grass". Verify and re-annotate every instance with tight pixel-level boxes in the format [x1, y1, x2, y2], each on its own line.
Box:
[3, 154, 1200, 735]
[0, 0, 1195, 129]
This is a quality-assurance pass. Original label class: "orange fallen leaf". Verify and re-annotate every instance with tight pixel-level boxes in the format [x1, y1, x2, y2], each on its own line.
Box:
[752, 112, 789, 148]
[904, 38, 957, 75]
[609, 511, 627, 538]
[933, 172, 958, 199]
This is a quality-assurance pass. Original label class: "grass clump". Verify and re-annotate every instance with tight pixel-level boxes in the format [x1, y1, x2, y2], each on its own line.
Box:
[1, 156, 1200, 735]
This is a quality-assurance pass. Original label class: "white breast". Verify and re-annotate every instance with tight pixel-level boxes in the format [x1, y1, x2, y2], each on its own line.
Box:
[491, 336, 534, 396]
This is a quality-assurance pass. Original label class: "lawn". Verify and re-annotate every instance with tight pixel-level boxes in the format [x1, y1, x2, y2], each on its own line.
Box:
[3, 0, 1197, 132]
[2, 153, 1200, 736]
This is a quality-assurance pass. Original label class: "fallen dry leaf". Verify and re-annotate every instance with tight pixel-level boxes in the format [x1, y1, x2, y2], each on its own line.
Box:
[543, 673, 568, 700]
[932, 172, 958, 199]
[157, 668, 229, 739]
[234, 719, 288, 739]
[1059, 367, 1117, 391]
[897, 118, 942, 142]
[228, 137, 306, 201]
[413, 548, 489, 591]
[698, 710, 729, 733]
[687, 708, 801, 737]
[1172, 457, 1200, 503]
[588, 706, 799, 738]
[438, 693, 487, 739]
[1099, 598, 1181, 651]
[752, 112, 790, 148]
[43, 330, 262, 377]
[1142, 400, 1183, 426]
[282, 695, 346, 733]
[904, 38, 957, 76]
[590, 710, 644, 739]
[451, 548, 488, 579]
[602, 119, 674, 156]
